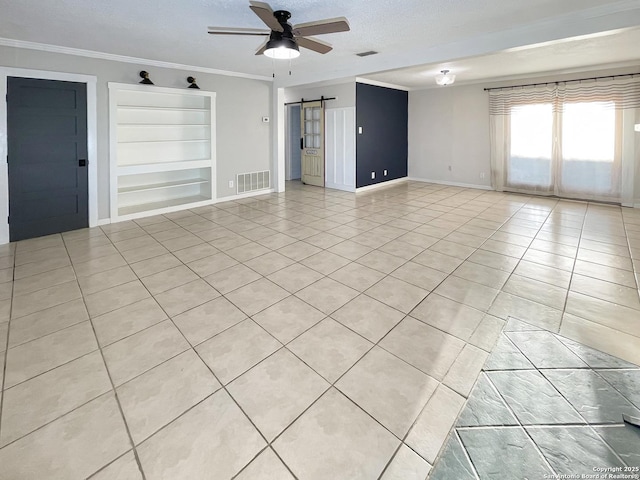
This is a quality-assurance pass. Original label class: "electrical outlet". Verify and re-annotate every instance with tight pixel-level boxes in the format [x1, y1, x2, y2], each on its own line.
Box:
[371, 171, 375, 179]
[480, 172, 485, 179]
[229, 180, 234, 188]
[384, 170, 388, 176]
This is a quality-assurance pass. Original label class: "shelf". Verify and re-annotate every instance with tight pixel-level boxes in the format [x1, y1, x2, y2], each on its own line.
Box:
[118, 159, 212, 175]
[117, 139, 209, 145]
[119, 178, 209, 194]
[118, 195, 211, 216]
[109, 83, 216, 223]
[118, 105, 209, 112]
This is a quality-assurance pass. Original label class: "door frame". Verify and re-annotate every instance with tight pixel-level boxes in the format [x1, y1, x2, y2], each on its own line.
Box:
[0, 67, 98, 244]
[285, 103, 301, 181]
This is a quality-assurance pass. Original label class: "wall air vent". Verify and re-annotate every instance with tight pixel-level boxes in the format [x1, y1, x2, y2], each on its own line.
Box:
[356, 51, 378, 57]
[237, 170, 270, 194]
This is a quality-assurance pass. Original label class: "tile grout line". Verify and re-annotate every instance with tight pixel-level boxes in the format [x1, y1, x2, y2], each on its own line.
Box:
[481, 357, 560, 477]
[101, 225, 304, 479]
[592, 368, 640, 411]
[2, 182, 636, 478]
[63, 231, 149, 480]
[453, 429, 481, 480]
[561, 204, 592, 334]
[0, 244, 16, 441]
[226, 190, 576, 472]
[621, 209, 640, 295]
[482, 320, 640, 474]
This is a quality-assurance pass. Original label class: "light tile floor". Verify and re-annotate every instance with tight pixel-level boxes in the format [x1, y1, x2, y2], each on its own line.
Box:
[0, 180, 639, 479]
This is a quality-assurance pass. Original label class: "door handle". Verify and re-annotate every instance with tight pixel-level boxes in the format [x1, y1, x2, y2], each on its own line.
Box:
[79, 159, 87, 167]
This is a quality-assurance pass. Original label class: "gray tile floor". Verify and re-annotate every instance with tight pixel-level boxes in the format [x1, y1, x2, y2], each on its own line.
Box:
[431, 318, 640, 480]
[0, 180, 639, 479]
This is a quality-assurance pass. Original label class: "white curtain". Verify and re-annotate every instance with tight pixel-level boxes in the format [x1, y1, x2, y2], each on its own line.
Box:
[489, 76, 640, 205]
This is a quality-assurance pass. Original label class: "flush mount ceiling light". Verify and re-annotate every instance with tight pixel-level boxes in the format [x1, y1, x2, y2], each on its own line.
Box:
[435, 69, 456, 86]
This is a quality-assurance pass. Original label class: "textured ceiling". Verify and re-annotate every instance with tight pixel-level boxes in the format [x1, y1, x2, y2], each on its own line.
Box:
[1, 0, 640, 87]
[361, 28, 640, 89]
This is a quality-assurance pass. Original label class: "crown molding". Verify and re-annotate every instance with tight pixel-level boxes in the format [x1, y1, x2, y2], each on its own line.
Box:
[355, 77, 411, 91]
[0, 37, 273, 82]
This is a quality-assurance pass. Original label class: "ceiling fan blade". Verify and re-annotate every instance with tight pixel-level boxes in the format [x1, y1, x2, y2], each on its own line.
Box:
[255, 40, 268, 55]
[296, 36, 333, 54]
[293, 17, 350, 37]
[208, 26, 270, 36]
[249, 1, 284, 32]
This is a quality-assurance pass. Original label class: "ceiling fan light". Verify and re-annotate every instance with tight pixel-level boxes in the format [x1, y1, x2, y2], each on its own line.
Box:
[264, 37, 300, 59]
[435, 70, 456, 86]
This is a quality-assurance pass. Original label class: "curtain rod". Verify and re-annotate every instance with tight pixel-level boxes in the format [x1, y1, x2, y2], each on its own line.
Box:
[284, 96, 336, 106]
[484, 72, 640, 92]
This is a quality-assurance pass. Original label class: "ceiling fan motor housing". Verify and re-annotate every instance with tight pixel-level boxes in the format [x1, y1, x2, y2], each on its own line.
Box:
[207, 2, 348, 56]
[271, 10, 295, 41]
[273, 10, 291, 23]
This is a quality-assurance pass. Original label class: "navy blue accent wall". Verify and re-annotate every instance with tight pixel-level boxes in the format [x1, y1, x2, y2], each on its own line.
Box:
[355, 83, 408, 188]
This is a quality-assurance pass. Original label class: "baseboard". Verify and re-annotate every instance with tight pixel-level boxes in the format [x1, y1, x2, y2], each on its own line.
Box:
[96, 190, 276, 227]
[355, 177, 408, 193]
[408, 177, 494, 191]
[326, 182, 355, 193]
[216, 188, 276, 203]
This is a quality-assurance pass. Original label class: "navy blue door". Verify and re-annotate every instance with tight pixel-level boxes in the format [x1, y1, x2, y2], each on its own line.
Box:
[7, 77, 88, 241]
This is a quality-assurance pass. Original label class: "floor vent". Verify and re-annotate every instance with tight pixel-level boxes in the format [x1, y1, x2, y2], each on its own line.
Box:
[356, 50, 378, 57]
[237, 170, 270, 194]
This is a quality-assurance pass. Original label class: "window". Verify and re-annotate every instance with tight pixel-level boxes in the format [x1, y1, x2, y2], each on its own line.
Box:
[304, 106, 322, 149]
[508, 104, 553, 189]
[560, 101, 618, 196]
[506, 100, 619, 198]
[489, 76, 640, 204]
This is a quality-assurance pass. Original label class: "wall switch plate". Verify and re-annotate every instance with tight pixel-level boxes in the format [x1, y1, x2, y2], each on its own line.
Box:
[371, 171, 375, 179]
[229, 180, 234, 188]
[358, 126, 363, 134]
[262, 116, 269, 123]
[384, 170, 388, 176]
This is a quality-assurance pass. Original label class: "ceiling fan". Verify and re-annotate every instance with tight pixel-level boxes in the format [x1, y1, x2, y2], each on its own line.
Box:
[207, 1, 350, 59]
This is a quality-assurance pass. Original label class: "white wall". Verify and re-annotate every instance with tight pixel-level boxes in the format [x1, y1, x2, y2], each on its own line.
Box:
[283, 81, 356, 188]
[284, 81, 355, 109]
[0, 45, 273, 220]
[409, 66, 640, 199]
[408, 84, 491, 188]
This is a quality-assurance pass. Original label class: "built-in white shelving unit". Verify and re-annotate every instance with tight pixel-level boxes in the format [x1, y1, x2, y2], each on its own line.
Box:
[109, 83, 216, 221]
